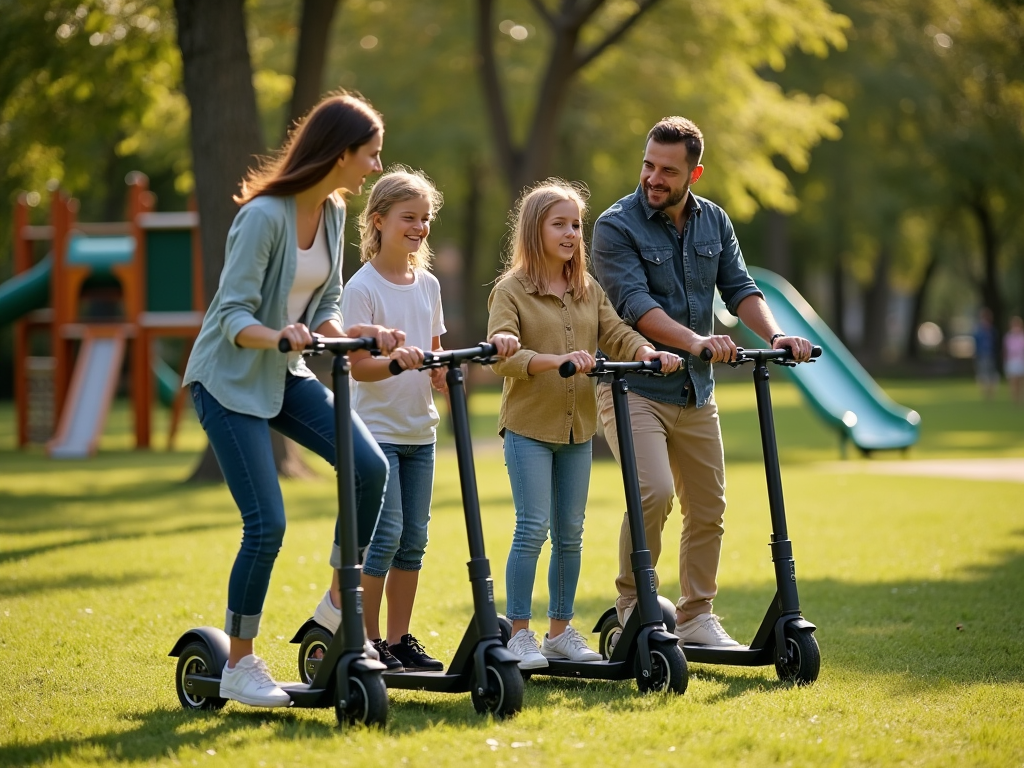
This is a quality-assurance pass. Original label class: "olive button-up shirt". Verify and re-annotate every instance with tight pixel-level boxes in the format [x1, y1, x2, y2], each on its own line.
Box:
[486, 272, 650, 444]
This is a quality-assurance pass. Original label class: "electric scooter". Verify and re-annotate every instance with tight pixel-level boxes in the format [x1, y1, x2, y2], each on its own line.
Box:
[291, 343, 524, 719]
[594, 345, 823, 686]
[498, 358, 689, 696]
[170, 336, 389, 727]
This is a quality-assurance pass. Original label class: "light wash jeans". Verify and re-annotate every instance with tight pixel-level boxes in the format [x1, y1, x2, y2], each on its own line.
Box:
[191, 375, 388, 639]
[503, 430, 592, 621]
[362, 442, 435, 578]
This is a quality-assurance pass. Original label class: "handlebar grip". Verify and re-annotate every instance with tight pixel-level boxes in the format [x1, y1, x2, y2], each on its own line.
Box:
[389, 359, 404, 375]
[558, 360, 577, 378]
[700, 348, 713, 362]
[278, 338, 294, 353]
[811, 345, 823, 358]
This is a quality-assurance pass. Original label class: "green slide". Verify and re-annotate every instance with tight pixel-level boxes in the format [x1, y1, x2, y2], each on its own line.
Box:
[0, 256, 51, 327]
[717, 266, 920, 454]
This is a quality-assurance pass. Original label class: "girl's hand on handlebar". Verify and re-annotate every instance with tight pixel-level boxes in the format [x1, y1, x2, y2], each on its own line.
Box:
[488, 333, 520, 359]
[691, 334, 736, 363]
[345, 324, 406, 355]
[389, 346, 425, 372]
[637, 346, 682, 373]
[772, 334, 813, 362]
[560, 349, 596, 375]
[277, 323, 313, 352]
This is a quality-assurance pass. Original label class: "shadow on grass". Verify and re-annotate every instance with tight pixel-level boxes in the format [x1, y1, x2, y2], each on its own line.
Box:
[0, 569, 155, 598]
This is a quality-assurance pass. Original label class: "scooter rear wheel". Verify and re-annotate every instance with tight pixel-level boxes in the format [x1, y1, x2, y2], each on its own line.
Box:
[175, 641, 227, 711]
[634, 641, 687, 695]
[598, 614, 622, 660]
[775, 627, 820, 686]
[335, 663, 388, 728]
[297, 626, 333, 684]
[471, 660, 524, 719]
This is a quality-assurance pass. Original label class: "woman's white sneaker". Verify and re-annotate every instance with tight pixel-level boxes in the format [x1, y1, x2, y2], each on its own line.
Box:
[219, 655, 291, 707]
[507, 628, 549, 670]
[541, 625, 602, 662]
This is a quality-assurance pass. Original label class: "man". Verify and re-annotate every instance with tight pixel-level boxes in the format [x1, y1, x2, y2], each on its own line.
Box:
[591, 116, 812, 646]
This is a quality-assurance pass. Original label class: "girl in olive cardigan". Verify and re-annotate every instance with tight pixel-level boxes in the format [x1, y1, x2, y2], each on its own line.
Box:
[486, 180, 681, 670]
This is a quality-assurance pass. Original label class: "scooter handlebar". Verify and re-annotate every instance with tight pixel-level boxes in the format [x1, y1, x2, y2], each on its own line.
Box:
[278, 335, 379, 355]
[559, 358, 663, 378]
[698, 345, 823, 363]
[388, 342, 500, 375]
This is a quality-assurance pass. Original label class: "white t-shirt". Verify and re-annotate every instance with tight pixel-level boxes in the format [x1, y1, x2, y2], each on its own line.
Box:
[341, 262, 446, 445]
[288, 211, 331, 324]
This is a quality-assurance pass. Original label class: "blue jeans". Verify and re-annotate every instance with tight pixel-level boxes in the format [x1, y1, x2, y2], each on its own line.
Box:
[503, 431, 592, 621]
[362, 442, 435, 578]
[191, 375, 388, 639]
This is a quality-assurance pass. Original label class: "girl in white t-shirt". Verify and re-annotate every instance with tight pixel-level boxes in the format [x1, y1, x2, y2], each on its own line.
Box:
[340, 168, 517, 671]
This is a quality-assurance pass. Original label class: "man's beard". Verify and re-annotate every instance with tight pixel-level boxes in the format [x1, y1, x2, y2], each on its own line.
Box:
[643, 180, 688, 211]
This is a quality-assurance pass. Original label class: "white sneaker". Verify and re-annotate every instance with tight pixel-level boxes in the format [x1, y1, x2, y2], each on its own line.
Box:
[674, 613, 740, 647]
[541, 625, 602, 662]
[219, 655, 291, 707]
[312, 590, 379, 660]
[507, 628, 549, 670]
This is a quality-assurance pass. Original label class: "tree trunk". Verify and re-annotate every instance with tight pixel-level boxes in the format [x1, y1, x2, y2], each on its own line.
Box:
[764, 210, 792, 279]
[460, 159, 485, 348]
[906, 250, 939, 360]
[287, 0, 341, 130]
[174, 0, 313, 482]
[971, 196, 1005, 373]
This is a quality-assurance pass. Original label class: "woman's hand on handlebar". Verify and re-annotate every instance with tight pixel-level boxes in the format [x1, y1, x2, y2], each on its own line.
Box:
[637, 346, 682, 373]
[560, 349, 597, 375]
[389, 346, 425, 372]
[277, 323, 314, 352]
[690, 334, 737, 363]
[488, 333, 520, 359]
[345, 323, 405, 355]
[772, 334, 813, 362]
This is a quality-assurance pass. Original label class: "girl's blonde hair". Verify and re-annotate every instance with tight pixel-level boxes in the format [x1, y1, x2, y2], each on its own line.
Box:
[358, 166, 443, 270]
[503, 179, 591, 301]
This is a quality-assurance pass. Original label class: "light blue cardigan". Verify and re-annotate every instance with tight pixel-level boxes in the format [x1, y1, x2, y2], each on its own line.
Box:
[183, 194, 345, 418]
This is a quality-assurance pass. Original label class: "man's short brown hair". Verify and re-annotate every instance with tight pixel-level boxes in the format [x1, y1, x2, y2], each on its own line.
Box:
[647, 117, 704, 170]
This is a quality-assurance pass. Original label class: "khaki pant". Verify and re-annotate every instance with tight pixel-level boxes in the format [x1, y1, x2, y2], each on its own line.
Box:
[597, 385, 726, 624]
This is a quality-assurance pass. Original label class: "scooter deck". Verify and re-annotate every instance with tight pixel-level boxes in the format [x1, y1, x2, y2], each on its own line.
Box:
[523, 659, 631, 680]
[182, 675, 333, 707]
[382, 669, 471, 693]
[681, 643, 774, 666]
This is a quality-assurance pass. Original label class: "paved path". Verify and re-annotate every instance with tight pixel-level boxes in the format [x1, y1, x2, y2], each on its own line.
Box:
[819, 457, 1024, 483]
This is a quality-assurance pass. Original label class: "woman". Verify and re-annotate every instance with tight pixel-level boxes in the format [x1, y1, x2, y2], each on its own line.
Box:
[183, 92, 413, 707]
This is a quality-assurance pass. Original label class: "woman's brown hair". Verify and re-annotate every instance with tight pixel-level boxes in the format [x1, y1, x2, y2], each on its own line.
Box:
[503, 179, 591, 301]
[234, 91, 383, 204]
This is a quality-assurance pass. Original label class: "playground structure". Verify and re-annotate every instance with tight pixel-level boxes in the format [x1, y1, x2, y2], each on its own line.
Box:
[715, 266, 921, 456]
[1, 174, 204, 457]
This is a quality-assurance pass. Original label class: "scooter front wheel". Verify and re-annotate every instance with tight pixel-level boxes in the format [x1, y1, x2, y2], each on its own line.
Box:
[335, 664, 388, 728]
[471, 661, 524, 719]
[297, 626, 333, 684]
[175, 641, 227, 711]
[634, 641, 687, 695]
[775, 627, 820, 686]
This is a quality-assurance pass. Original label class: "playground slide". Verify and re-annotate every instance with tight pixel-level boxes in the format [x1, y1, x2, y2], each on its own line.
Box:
[716, 267, 920, 454]
[0, 256, 51, 326]
[48, 333, 125, 459]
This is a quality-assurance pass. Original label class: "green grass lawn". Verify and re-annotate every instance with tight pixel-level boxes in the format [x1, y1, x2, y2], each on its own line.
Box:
[1, 378, 1023, 766]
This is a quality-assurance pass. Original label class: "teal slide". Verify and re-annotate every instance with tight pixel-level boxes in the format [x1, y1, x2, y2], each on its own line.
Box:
[717, 266, 920, 454]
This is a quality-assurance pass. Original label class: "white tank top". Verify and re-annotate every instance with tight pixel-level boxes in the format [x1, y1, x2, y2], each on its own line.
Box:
[288, 211, 330, 324]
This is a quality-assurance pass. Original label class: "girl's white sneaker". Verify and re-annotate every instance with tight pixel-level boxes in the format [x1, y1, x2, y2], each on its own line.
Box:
[219, 654, 291, 707]
[507, 628, 549, 670]
[541, 625, 602, 662]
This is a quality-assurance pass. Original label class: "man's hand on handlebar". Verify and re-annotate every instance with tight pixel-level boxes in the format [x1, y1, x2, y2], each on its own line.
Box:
[691, 334, 737, 363]
[345, 323, 405, 356]
[277, 323, 314, 352]
[771, 334, 813, 362]
[636, 346, 682, 374]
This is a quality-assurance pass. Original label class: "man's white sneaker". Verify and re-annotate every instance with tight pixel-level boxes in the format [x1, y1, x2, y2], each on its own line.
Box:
[541, 625, 602, 662]
[507, 628, 549, 670]
[219, 655, 291, 707]
[673, 613, 741, 647]
[311, 590, 379, 660]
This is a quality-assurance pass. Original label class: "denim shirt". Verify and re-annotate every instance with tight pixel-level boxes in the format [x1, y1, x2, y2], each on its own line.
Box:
[591, 185, 762, 407]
